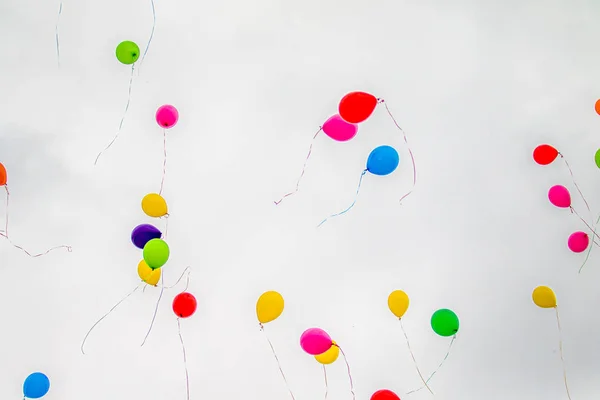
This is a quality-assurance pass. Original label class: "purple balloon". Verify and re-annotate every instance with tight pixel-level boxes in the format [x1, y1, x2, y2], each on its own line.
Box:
[131, 224, 162, 249]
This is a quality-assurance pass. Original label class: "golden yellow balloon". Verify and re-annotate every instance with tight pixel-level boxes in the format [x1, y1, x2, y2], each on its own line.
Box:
[138, 260, 161, 286]
[256, 291, 284, 324]
[315, 340, 339, 365]
[532, 286, 557, 308]
[388, 290, 410, 318]
[141, 193, 168, 218]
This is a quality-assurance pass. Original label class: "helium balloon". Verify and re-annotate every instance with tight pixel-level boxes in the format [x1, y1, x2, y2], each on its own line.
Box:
[322, 114, 358, 142]
[141, 193, 168, 217]
[548, 185, 571, 208]
[115, 41, 140, 65]
[595, 149, 600, 169]
[314, 340, 339, 364]
[338, 91, 378, 123]
[23, 372, 50, 399]
[137, 259, 161, 286]
[388, 290, 409, 318]
[300, 328, 333, 355]
[568, 231, 589, 253]
[256, 291, 284, 324]
[156, 105, 179, 129]
[371, 389, 401, 400]
[595, 99, 600, 115]
[431, 309, 459, 337]
[173, 292, 197, 318]
[143, 238, 170, 269]
[367, 145, 399, 176]
[532, 286, 556, 308]
[131, 224, 162, 249]
[0, 162, 6, 186]
[533, 144, 559, 165]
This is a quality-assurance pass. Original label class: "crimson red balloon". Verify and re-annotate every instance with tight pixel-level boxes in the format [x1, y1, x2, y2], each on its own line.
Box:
[172, 292, 197, 318]
[338, 91, 378, 124]
[533, 144, 559, 165]
[371, 389, 400, 400]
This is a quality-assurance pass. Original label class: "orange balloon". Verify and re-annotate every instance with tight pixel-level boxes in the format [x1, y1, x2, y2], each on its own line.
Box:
[595, 99, 600, 115]
[338, 91, 378, 124]
[0, 163, 6, 186]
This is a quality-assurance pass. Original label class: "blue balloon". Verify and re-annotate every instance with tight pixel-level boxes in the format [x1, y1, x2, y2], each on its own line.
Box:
[366, 145, 399, 176]
[23, 372, 50, 399]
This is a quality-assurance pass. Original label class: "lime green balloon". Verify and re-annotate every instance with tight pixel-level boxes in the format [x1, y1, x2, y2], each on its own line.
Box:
[431, 309, 459, 337]
[595, 149, 600, 169]
[115, 41, 140, 65]
[143, 239, 170, 270]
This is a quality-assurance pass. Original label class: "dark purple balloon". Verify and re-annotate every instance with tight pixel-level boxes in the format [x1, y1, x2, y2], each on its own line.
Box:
[131, 224, 162, 249]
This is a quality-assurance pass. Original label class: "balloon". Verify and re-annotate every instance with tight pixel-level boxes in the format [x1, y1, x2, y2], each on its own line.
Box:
[173, 292, 197, 318]
[300, 328, 333, 355]
[595, 99, 600, 115]
[322, 114, 358, 142]
[131, 224, 162, 249]
[548, 185, 571, 208]
[338, 91, 378, 124]
[568, 231, 589, 253]
[532, 286, 557, 308]
[371, 389, 401, 400]
[367, 145, 399, 176]
[314, 340, 339, 364]
[137, 259, 161, 286]
[256, 291, 284, 324]
[23, 372, 50, 399]
[431, 309, 459, 337]
[388, 290, 409, 318]
[0, 162, 6, 186]
[156, 105, 179, 129]
[143, 238, 170, 269]
[115, 41, 140, 65]
[141, 193, 168, 218]
[595, 149, 600, 169]
[533, 144, 559, 165]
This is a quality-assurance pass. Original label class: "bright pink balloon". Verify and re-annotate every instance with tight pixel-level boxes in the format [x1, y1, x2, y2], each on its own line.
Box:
[568, 231, 589, 253]
[548, 185, 571, 208]
[322, 114, 358, 142]
[300, 328, 332, 355]
[156, 105, 179, 129]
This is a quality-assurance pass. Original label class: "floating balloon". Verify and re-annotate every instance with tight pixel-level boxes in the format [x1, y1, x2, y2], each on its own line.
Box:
[388, 290, 409, 318]
[256, 291, 284, 324]
[431, 309, 459, 337]
[173, 292, 197, 318]
[141, 193, 168, 218]
[533, 144, 559, 165]
[156, 105, 179, 129]
[143, 238, 170, 269]
[23, 372, 50, 399]
[548, 185, 571, 208]
[300, 328, 333, 355]
[595, 99, 600, 115]
[314, 340, 339, 364]
[367, 145, 399, 176]
[137, 259, 161, 286]
[568, 231, 589, 253]
[322, 114, 359, 142]
[0, 162, 6, 186]
[339, 91, 378, 124]
[595, 149, 600, 169]
[371, 389, 400, 400]
[115, 41, 140, 65]
[131, 224, 162, 249]
[532, 286, 556, 308]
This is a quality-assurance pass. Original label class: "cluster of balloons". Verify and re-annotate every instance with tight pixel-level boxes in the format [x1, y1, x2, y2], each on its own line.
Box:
[23, 372, 50, 399]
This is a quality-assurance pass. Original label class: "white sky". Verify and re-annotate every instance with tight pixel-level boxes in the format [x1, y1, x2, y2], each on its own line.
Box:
[1, 0, 600, 399]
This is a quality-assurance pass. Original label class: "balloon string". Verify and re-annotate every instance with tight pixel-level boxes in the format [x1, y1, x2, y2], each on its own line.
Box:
[138, 0, 156, 74]
[94, 64, 135, 165]
[317, 169, 367, 228]
[570, 207, 600, 242]
[406, 335, 456, 394]
[274, 127, 322, 205]
[260, 324, 296, 400]
[554, 307, 572, 400]
[159, 128, 167, 195]
[323, 365, 329, 400]
[163, 214, 169, 240]
[164, 266, 191, 289]
[580, 213, 600, 273]
[560, 154, 591, 216]
[80, 284, 140, 354]
[55, 1, 62, 68]
[141, 271, 164, 347]
[336, 345, 356, 400]
[177, 318, 191, 400]
[399, 319, 434, 395]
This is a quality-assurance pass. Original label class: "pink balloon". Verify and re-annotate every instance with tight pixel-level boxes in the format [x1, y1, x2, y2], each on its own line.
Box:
[322, 114, 358, 142]
[568, 231, 589, 253]
[300, 328, 332, 355]
[156, 105, 179, 129]
[548, 185, 571, 208]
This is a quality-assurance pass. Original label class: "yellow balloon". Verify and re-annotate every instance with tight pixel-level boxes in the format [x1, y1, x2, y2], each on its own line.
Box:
[138, 260, 161, 286]
[388, 290, 409, 318]
[256, 291, 284, 324]
[315, 340, 339, 364]
[532, 286, 557, 308]
[141, 193, 168, 218]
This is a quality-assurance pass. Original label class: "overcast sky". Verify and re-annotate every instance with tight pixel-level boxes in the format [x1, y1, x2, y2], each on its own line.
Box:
[2, 0, 600, 399]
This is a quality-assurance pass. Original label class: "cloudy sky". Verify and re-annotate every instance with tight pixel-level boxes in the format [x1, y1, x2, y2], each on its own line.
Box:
[2, 0, 600, 399]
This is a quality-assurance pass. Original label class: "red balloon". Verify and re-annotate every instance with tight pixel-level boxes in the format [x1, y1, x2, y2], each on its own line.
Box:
[338, 91, 378, 124]
[533, 144, 559, 165]
[371, 389, 400, 400]
[172, 292, 197, 318]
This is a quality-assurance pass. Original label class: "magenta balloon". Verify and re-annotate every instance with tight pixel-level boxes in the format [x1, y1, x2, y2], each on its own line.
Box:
[156, 105, 179, 129]
[548, 185, 571, 208]
[322, 114, 358, 142]
[300, 328, 332, 355]
[568, 231, 589, 253]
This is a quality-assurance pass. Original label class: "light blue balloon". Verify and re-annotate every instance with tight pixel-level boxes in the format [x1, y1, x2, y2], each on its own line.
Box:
[366, 145, 399, 176]
[23, 372, 50, 399]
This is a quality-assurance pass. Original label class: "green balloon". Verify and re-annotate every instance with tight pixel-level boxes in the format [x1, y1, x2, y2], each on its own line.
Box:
[115, 41, 140, 65]
[595, 149, 600, 169]
[143, 238, 170, 269]
[431, 309, 459, 337]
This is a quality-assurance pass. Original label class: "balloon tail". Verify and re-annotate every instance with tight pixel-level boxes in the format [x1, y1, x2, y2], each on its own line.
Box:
[323, 365, 329, 400]
[55, 1, 62, 68]
[140, 272, 165, 347]
[274, 127, 322, 205]
[580, 213, 600, 273]
[80, 284, 140, 354]
[317, 169, 367, 228]
[560, 154, 591, 215]
[260, 324, 296, 400]
[336, 345, 356, 400]
[399, 319, 434, 395]
[94, 64, 135, 165]
[406, 335, 456, 394]
[159, 128, 167, 195]
[555, 307, 573, 400]
[138, 0, 156, 74]
[177, 318, 191, 400]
